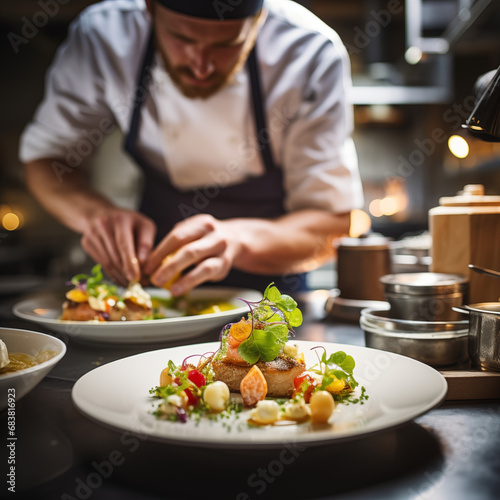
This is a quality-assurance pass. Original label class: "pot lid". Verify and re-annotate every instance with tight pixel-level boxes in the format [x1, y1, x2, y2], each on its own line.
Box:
[380, 272, 468, 294]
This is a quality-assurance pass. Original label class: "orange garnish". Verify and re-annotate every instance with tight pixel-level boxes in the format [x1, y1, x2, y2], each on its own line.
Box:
[240, 365, 268, 407]
[66, 289, 88, 303]
[229, 321, 252, 342]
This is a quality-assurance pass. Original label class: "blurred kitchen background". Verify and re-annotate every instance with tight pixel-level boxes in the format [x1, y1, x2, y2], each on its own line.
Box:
[1, 0, 500, 293]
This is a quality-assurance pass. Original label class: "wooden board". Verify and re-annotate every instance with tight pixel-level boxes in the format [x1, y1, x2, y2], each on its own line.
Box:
[440, 370, 500, 400]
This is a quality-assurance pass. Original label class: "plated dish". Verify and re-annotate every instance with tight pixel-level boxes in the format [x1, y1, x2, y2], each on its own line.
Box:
[148, 284, 360, 426]
[72, 339, 447, 448]
[12, 287, 262, 344]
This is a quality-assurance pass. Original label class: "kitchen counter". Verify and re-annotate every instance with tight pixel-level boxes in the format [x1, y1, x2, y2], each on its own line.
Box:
[1, 290, 499, 500]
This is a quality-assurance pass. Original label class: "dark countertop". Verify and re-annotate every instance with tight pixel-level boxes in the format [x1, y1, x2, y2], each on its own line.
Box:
[1, 290, 499, 500]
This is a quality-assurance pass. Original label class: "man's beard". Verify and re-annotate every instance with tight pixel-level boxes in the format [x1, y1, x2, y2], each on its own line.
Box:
[158, 41, 254, 99]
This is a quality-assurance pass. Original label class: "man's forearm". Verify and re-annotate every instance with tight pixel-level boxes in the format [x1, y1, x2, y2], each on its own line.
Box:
[24, 159, 115, 234]
[226, 209, 350, 275]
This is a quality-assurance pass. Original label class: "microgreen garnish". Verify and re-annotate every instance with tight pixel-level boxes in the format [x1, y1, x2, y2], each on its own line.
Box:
[307, 347, 368, 404]
[309, 347, 358, 391]
[235, 283, 303, 364]
[70, 264, 117, 298]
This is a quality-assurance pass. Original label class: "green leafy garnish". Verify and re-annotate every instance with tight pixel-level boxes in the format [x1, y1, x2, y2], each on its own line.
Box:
[235, 283, 302, 364]
[70, 264, 116, 298]
[238, 325, 289, 363]
[316, 349, 359, 391]
[259, 283, 303, 329]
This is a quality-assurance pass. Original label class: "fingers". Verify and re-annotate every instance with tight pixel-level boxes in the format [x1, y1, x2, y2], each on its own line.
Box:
[115, 218, 141, 282]
[80, 210, 156, 285]
[135, 217, 157, 265]
[80, 211, 233, 292]
[149, 232, 231, 295]
[170, 256, 231, 296]
[81, 233, 128, 286]
[92, 216, 124, 274]
[114, 214, 156, 282]
[143, 215, 215, 276]
[86, 216, 129, 284]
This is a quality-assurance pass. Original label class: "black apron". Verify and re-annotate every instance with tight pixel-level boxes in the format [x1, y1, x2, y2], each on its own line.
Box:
[124, 32, 306, 293]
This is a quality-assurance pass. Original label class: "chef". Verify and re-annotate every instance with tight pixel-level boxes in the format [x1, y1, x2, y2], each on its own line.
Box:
[19, 0, 364, 295]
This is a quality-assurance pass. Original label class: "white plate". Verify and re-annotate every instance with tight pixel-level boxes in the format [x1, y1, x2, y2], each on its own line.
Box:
[12, 287, 261, 344]
[72, 340, 447, 449]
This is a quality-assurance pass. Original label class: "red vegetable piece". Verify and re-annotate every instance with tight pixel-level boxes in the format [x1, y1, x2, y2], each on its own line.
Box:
[293, 373, 316, 403]
[187, 369, 206, 388]
[184, 388, 199, 406]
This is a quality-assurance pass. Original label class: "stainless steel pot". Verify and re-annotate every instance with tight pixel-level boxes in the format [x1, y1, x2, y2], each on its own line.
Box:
[360, 308, 469, 367]
[453, 303, 500, 372]
[380, 272, 468, 321]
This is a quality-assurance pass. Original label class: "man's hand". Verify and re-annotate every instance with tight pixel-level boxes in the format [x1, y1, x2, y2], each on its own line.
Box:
[24, 158, 349, 293]
[143, 209, 350, 296]
[81, 208, 156, 285]
[24, 160, 158, 286]
[143, 214, 239, 295]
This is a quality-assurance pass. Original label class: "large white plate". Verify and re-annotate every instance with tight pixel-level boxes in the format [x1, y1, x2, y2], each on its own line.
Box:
[12, 287, 261, 344]
[72, 340, 447, 449]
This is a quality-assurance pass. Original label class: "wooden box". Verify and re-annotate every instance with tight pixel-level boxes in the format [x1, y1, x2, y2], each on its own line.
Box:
[429, 188, 500, 304]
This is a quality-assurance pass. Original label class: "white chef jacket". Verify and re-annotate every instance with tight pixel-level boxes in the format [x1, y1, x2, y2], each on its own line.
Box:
[19, 0, 364, 214]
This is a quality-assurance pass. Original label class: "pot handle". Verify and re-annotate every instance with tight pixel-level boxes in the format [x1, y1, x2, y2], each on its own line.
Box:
[452, 306, 470, 315]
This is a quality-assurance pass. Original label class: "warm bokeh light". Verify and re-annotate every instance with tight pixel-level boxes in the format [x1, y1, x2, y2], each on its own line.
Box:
[367, 177, 409, 221]
[349, 209, 372, 236]
[448, 135, 470, 158]
[380, 197, 398, 216]
[369, 199, 383, 218]
[2, 212, 20, 231]
[0, 204, 25, 231]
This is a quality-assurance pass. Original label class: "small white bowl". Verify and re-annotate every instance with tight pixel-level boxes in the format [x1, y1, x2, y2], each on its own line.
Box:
[0, 328, 66, 411]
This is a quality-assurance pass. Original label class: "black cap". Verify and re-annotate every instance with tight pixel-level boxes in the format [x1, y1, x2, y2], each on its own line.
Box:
[154, 0, 264, 20]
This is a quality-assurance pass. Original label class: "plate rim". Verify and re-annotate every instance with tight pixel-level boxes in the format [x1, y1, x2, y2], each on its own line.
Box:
[71, 340, 448, 449]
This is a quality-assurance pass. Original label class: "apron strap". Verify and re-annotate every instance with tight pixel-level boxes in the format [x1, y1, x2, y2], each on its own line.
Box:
[123, 30, 156, 167]
[247, 43, 278, 171]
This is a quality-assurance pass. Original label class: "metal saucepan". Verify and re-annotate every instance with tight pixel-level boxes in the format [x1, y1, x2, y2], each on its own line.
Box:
[453, 303, 500, 372]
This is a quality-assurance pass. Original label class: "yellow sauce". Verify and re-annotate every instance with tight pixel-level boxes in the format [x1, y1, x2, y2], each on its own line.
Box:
[0, 351, 57, 375]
